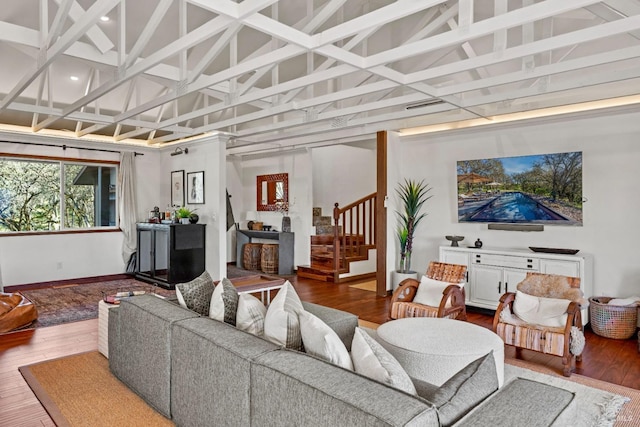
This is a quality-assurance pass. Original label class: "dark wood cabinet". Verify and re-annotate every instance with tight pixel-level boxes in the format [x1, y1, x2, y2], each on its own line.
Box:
[135, 223, 206, 289]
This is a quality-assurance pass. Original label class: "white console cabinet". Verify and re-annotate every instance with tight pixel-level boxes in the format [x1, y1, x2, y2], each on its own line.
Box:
[439, 246, 593, 319]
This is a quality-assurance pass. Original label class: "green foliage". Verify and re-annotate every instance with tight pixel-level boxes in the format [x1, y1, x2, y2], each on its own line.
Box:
[395, 179, 432, 273]
[176, 207, 193, 218]
[0, 159, 104, 232]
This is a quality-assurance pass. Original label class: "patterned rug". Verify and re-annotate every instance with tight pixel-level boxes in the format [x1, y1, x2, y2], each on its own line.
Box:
[17, 266, 259, 329]
[20, 279, 175, 328]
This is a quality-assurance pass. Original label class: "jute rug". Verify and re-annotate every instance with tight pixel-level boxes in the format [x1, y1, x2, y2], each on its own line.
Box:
[349, 280, 377, 292]
[20, 350, 639, 427]
[19, 351, 174, 427]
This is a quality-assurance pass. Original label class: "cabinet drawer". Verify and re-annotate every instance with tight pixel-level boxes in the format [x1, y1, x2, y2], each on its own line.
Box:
[471, 253, 539, 270]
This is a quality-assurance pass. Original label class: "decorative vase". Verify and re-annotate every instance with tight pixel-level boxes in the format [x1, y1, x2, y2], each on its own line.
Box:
[475, 238, 483, 248]
[189, 213, 199, 224]
[391, 270, 418, 291]
[282, 215, 291, 232]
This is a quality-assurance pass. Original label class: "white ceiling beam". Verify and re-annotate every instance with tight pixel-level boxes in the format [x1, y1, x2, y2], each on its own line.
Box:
[125, 0, 173, 68]
[313, 0, 447, 47]
[0, 21, 238, 99]
[406, 14, 640, 84]
[436, 44, 640, 97]
[155, 63, 357, 129]
[52, 0, 114, 53]
[364, 0, 605, 68]
[46, 0, 74, 49]
[189, 23, 243, 83]
[0, 0, 120, 110]
[33, 15, 234, 131]
[117, 43, 306, 122]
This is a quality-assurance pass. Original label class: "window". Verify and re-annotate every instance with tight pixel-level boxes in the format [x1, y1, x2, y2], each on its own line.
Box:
[0, 157, 118, 232]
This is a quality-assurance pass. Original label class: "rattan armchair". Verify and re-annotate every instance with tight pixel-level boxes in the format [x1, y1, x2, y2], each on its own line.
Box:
[389, 261, 467, 321]
[492, 272, 585, 377]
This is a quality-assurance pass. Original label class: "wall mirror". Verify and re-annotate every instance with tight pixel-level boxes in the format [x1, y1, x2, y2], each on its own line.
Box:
[257, 173, 288, 211]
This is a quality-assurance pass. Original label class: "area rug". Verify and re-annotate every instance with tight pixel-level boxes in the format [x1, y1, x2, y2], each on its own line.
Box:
[504, 362, 633, 426]
[15, 266, 260, 330]
[20, 279, 176, 328]
[19, 351, 174, 427]
[349, 280, 377, 292]
[20, 350, 637, 427]
[505, 358, 640, 427]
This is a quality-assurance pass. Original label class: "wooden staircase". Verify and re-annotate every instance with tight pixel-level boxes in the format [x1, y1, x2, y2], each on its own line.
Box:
[297, 193, 377, 283]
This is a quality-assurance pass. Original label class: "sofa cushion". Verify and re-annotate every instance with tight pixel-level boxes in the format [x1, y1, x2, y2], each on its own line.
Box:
[414, 352, 499, 426]
[264, 281, 304, 350]
[413, 276, 460, 308]
[209, 277, 239, 326]
[513, 290, 569, 328]
[236, 293, 267, 336]
[351, 327, 416, 395]
[175, 271, 214, 316]
[299, 310, 353, 370]
[301, 301, 358, 351]
[251, 349, 439, 426]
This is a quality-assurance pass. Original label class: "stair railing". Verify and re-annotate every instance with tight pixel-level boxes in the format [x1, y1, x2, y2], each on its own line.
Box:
[332, 192, 377, 272]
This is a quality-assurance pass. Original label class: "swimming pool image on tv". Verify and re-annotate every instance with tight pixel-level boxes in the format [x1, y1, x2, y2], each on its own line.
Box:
[457, 152, 582, 226]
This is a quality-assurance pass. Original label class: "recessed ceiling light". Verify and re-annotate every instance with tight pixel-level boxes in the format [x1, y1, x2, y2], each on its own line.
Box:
[100, 16, 110, 22]
[70, 76, 79, 81]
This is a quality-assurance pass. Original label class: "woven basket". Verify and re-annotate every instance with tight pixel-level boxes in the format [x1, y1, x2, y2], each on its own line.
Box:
[261, 244, 279, 274]
[589, 297, 638, 339]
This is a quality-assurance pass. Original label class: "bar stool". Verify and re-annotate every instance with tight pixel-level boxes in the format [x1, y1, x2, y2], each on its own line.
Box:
[243, 243, 263, 270]
[261, 244, 279, 274]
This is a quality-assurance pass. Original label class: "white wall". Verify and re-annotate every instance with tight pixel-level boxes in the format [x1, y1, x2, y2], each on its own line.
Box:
[311, 142, 377, 216]
[161, 136, 228, 279]
[234, 150, 313, 267]
[0, 137, 160, 286]
[387, 107, 640, 299]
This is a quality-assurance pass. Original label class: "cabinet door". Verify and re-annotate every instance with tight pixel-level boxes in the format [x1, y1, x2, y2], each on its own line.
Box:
[539, 259, 580, 278]
[440, 249, 470, 268]
[503, 268, 528, 294]
[469, 265, 504, 308]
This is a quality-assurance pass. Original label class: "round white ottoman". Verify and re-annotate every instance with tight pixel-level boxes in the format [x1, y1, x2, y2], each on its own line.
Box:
[376, 317, 504, 387]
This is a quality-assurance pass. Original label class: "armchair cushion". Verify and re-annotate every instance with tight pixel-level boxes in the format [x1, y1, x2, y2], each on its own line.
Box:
[413, 276, 461, 308]
[512, 290, 569, 328]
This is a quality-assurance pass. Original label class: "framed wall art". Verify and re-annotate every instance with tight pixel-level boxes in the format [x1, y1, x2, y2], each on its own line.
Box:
[171, 170, 185, 207]
[187, 171, 205, 204]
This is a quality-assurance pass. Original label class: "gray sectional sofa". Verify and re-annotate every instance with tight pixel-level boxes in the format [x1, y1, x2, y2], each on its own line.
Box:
[108, 294, 576, 427]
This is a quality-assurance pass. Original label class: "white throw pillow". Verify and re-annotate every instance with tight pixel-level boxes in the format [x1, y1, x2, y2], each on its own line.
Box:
[413, 276, 461, 308]
[513, 290, 570, 328]
[209, 277, 239, 326]
[236, 293, 267, 336]
[350, 327, 416, 395]
[299, 311, 353, 370]
[263, 281, 305, 350]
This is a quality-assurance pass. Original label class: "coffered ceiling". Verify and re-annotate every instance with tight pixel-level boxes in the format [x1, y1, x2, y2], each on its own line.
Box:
[1, 0, 640, 154]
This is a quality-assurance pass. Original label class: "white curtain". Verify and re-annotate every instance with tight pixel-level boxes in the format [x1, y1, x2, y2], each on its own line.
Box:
[119, 152, 138, 264]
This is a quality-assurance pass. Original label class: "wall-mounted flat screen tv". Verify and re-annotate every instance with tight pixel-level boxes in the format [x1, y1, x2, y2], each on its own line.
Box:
[457, 152, 582, 226]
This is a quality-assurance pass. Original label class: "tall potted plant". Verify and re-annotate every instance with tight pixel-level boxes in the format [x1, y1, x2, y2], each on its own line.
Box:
[393, 179, 432, 288]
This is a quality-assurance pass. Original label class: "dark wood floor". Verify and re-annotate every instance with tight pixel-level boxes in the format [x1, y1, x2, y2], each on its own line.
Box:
[0, 274, 638, 426]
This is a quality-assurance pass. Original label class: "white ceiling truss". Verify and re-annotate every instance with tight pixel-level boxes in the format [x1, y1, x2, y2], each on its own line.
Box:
[0, 0, 639, 155]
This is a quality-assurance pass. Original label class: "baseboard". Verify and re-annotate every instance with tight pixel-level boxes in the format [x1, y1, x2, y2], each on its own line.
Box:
[4, 273, 133, 292]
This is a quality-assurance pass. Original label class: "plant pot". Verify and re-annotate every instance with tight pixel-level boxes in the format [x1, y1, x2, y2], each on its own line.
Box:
[391, 270, 419, 291]
[180, 218, 190, 224]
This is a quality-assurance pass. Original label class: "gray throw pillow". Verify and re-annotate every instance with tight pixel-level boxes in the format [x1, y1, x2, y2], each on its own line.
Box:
[175, 271, 214, 316]
[417, 351, 498, 427]
[209, 277, 239, 326]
